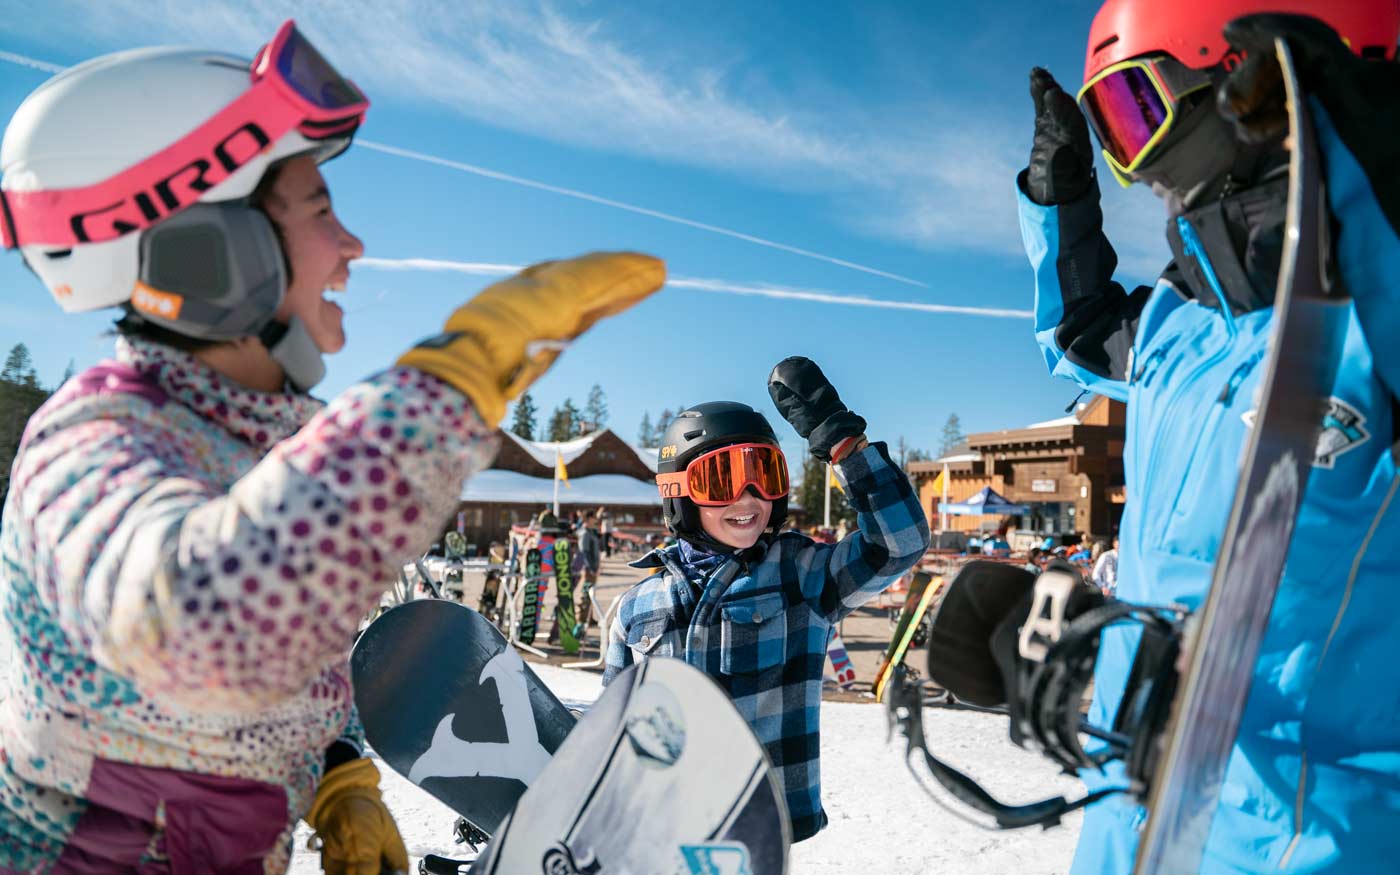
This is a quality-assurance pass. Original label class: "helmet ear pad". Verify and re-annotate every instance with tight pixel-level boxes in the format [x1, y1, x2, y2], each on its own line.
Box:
[134, 201, 286, 341]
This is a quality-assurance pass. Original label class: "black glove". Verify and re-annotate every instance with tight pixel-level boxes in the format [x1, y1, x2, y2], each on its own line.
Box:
[925, 561, 1036, 707]
[767, 357, 866, 463]
[926, 560, 1106, 709]
[1024, 67, 1095, 206]
[1219, 14, 1400, 236]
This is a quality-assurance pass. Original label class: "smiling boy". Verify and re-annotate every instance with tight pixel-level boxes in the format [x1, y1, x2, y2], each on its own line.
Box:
[603, 357, 930, 841]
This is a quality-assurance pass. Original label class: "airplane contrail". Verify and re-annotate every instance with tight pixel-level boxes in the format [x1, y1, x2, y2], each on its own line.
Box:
[355, 256, 1031, 320]
[0, 49, 929, 290]
[355, 140, 928, 289]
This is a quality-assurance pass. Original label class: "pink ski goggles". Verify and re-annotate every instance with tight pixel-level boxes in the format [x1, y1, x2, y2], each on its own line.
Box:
[0, 19, 368, 249]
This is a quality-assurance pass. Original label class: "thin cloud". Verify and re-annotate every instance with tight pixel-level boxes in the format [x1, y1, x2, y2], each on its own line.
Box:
[358, 141, 928, 288]
[0, 2, 1055, 260]
[2, 5, 1165, 271]
[0, 51, 62, 74]
[355, 256, 1031, 320]
[0, 47, 926, 290]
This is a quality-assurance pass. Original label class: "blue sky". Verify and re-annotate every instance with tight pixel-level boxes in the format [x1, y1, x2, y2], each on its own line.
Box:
[0, 0, 1166, 464]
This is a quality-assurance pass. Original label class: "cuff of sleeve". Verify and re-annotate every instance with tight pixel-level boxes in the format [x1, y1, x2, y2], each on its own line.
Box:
[833, 440, 898, 501]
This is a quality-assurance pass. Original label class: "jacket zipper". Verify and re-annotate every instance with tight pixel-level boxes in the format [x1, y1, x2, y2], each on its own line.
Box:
[1143, 220, 1243, 547]
[1161, 351, 1267, 526]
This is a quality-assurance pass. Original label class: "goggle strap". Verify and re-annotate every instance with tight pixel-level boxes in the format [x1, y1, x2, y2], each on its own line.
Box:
[0, 188, 17, 249]
[656, 471, 690, 500]
[1151, 58, 1212, 104]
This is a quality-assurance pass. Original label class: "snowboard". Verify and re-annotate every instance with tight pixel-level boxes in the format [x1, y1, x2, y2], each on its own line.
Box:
[468, 657, 791, 875]
[519, 543, 543, 644]
[552, 537, 580, 654]
[825, 627, 856, 690]
[873, 571, 942, 702]
[1133, 41, 1351, 875]
[351, 600, 577, 836]
[477, 569, 502, 625]
[539, 535, 558, 645]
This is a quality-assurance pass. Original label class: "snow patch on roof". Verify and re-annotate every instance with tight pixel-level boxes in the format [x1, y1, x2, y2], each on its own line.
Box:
[461, 469, 661, 505]
[1025, 414, 1079, 429]
[935, 452, 981, 464]
[500, 429, 598, 467]
[500, 429, 658, 473]
[630, 445, 660, 473]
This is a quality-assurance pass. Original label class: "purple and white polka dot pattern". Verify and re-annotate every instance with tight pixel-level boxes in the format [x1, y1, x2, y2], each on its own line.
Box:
[0, 337, 498, 869]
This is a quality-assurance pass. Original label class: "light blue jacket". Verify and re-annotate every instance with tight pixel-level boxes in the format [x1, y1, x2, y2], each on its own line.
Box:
[1019, 102, 1400, 875]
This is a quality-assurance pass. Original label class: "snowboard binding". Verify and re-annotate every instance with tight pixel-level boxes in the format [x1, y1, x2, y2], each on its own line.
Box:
[889, 560, 1189, 830]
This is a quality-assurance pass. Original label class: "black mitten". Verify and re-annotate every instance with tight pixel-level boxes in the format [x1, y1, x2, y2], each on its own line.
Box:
[925, 561, 1037, 707]
[767, 357, 867, 463]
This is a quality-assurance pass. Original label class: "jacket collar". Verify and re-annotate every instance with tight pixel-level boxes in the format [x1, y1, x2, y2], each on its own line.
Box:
[116, 336, 322, 454]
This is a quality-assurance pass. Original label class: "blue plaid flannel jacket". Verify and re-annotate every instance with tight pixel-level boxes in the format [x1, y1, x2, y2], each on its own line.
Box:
[602, 441, 929, 842]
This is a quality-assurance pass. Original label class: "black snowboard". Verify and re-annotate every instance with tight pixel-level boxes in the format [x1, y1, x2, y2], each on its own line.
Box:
[1133, 41, 1352, 874]
[351, 600, 576, 836]
[469, 658, 791, 874]
[519, 544, 543, 644]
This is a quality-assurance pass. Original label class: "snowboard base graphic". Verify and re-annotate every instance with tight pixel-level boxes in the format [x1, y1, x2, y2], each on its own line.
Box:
[470, 658, 791, 875]
[352, 600, 576, 835]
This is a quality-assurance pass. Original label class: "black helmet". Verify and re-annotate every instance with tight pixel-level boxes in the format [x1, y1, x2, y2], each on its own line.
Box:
[657, 401, 789, 553]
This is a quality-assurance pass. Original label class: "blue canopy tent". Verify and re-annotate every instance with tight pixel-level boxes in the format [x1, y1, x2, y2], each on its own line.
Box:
[940, 486, 1030, 516]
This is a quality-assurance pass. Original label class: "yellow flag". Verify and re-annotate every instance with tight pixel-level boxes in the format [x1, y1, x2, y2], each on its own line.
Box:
[556, 451, 571, 488]
[828, 465, 845, 495]
[930, 471, 944, 493]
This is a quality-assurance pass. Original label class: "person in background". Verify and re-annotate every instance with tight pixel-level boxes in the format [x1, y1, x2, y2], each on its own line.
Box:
[1092, 537, 1120, 597]
[577, 511, 603, 630]
[1023, 547, 1046, 575]
[597, 506, 614, 556]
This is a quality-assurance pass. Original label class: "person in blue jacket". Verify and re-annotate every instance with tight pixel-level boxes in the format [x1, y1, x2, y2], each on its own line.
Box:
[1016, 1, 1400, 872]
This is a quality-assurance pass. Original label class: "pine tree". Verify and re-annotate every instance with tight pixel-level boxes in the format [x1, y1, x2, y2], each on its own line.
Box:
[509, 392, 539, 441]
[637, 411, 654, 446]
[583, 384, 608, 435]
[562, 398, 583, 439]
[0, 344, 52, 521]
[655, 409, 674, 446]
[58, 358, 75, 387]
[940, 413, 965, 456]
[2, 343, 37, 388]
[546, 399, 581, 442]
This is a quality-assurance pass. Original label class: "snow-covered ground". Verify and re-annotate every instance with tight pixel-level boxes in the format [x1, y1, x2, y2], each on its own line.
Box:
[289, 664, 1085, 874]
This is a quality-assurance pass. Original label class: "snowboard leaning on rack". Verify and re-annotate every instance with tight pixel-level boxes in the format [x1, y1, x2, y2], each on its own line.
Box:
[1133, 40, 1351, 875]
[519, 542, 544, 644]
[873, 571, 942, 702]
[351, 600, 576, 837]
[469, 657, 791, 875]
[552, 536, 580, 654]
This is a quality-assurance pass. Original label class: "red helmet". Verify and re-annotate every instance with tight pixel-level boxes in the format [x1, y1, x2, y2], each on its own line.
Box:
[1084, 0, 1400, 81]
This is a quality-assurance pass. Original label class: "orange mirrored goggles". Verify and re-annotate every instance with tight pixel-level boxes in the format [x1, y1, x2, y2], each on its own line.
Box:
[656, 443, 790, 506]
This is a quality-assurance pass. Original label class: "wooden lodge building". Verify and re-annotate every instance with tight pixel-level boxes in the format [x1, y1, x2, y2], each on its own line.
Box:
[452, 429, 664, 548]
[908, 395, 1127, 542]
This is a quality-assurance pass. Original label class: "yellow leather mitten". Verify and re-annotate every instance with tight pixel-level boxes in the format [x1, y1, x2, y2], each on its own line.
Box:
[397, 252, 666, 426]
[306, 757, 410, 875]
